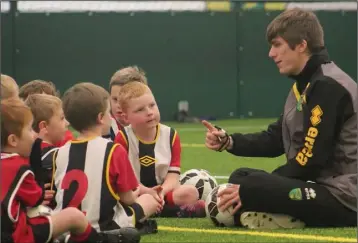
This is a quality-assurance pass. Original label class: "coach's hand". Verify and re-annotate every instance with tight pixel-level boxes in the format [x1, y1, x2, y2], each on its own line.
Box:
[202, 120, 232, 151]
[217, 184, 242, 215]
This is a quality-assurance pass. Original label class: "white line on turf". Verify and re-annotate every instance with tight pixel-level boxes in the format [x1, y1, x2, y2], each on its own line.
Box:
[158, 226, 356, 242]
[176, 126, 266, 132]
[213, 176, 229, 179]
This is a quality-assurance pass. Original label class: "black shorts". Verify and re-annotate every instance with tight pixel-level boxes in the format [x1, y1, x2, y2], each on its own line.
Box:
[30, 216, 53, 243]
[123, 203, 145, 223]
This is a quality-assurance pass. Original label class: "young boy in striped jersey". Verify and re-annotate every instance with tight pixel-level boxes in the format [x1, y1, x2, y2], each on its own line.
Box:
[52, 82, 161, 235]
[1, 98, 130, 243]
[105, 66, 148, 141]
[114, 82, 206, 218]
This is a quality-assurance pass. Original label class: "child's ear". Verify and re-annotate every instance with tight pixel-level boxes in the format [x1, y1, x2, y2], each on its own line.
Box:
[7, 134, 19, 147]
[97, 112, 105, 125]
[38, 121, 47, 133]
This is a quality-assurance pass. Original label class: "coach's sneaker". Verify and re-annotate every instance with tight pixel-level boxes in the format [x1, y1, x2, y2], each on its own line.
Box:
[136, 219, 158, 235]
[240, 211, 305, 230]
[99, 228, 141, 243]
[177, 200, 206, 218]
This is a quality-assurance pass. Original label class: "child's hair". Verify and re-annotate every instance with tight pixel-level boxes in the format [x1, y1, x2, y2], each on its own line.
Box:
[19, 79, 59, 100]
[24, 94, 63, 133]
[118, 81, 152, 111]
[1, 74, 19, 100]
[62, 82, 109, 132]
[109, 66, 148, 92]
[1, 98, 33, 147]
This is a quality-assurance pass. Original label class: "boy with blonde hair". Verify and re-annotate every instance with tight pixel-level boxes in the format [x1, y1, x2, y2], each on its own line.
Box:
[114, 82, 206, 218]
[1, 98, 132, 243]
[20, 79, 74, 146]
[25, 94, 69, 186]
[25, 94, 69, 149]
[1, 74, 19, 100]
[53, 82, 160, 234]
[105, 66, 148, 141]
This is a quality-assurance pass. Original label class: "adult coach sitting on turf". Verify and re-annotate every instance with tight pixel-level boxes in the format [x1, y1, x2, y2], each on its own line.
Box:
[203, 8, 357, 229]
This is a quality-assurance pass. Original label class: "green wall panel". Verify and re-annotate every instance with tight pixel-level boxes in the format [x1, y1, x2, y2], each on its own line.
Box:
[1, 10, 356, 120]
[14, 12, 237, 121]
[1, 13, 14, 76]
[236, 12, 292, 118]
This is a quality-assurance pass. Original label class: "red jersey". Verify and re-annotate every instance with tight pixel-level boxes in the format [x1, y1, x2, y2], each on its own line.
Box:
[41, 141, 54, 150]
[1, 153, 46, 243]
[54, 130, 74, 147]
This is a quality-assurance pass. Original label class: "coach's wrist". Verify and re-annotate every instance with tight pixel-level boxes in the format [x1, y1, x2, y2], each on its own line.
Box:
[226, 136, 233, 151]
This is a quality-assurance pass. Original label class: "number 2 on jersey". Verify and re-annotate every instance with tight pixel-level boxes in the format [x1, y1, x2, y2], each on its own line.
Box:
[61, 169, 88, 208]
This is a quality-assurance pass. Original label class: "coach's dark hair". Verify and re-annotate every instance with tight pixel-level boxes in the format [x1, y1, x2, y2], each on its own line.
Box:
[266, 8, 324, 53]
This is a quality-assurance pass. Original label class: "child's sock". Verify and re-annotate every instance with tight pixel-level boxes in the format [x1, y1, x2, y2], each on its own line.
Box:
[69, 224, 98, 243]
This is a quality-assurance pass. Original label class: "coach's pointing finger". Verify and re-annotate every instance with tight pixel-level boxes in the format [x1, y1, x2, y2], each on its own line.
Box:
[202, 120, 217, 132]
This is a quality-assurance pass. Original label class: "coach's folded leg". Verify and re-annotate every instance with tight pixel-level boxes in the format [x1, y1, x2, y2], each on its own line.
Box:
[228, 167, 268, 185]
[237, 172, 356, 227]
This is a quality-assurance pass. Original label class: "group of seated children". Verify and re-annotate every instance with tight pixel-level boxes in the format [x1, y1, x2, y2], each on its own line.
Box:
[1, 67, 205, 243]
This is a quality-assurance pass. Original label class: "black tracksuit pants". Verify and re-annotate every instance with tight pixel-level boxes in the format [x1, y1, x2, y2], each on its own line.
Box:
[229, 168, 356, 227]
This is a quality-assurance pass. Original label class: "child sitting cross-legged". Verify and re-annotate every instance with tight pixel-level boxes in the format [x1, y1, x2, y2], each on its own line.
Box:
[114, 81, 206, 218]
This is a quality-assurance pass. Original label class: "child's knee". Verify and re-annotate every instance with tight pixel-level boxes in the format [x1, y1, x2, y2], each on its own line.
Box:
[178, 185, 199, 202]
[137, 194, 160, 212]
[62, 207, 86, 224]
[140, 193, 158, 204]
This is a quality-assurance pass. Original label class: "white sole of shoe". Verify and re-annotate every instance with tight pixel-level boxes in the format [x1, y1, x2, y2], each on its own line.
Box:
[240, 211, 305, 229]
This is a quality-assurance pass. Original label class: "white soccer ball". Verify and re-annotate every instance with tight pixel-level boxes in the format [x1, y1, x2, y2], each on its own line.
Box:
[27, 205, 53, 218]
[205, 183, 235, 227]
[180, 169, 218, 201]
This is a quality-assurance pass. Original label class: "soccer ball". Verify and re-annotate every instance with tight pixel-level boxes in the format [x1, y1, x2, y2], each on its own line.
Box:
[27, 205, 53, 218]
[205, 183, 235, 227]
[180, 169, 218, 201]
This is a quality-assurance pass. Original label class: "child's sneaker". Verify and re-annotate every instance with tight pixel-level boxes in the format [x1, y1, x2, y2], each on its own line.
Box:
[177, 200, 206, 218]
[99, 228, 141, 243]
[240, 211, 305, 229]
[56, 228, 141, 243]
[136, 219, 158, 235]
